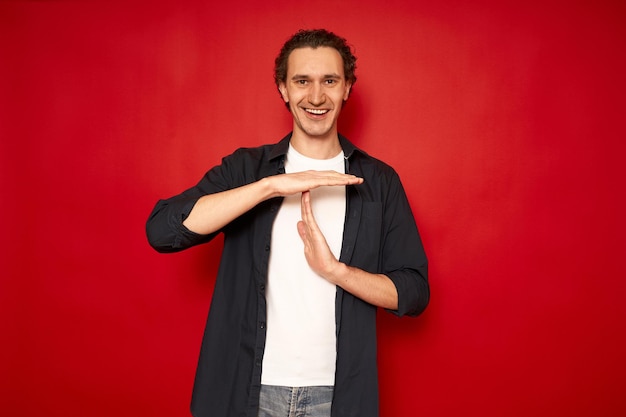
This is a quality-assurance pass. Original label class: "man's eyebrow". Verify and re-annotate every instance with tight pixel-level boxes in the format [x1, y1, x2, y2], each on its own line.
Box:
[291, 73, 343, 80]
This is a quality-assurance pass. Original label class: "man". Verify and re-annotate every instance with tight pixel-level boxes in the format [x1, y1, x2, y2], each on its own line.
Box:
[146, 29, 429, 417]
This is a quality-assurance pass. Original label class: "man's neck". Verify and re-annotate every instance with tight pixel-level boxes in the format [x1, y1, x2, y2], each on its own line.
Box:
[289, 132, 342, 160]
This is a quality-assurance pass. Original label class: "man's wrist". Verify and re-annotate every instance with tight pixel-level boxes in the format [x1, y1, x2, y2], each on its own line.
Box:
[258, 176, 277, 199]
[325, 261, 350, 287]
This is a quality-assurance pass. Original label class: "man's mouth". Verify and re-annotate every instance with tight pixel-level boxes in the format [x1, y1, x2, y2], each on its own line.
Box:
[304, 108, 330, 115]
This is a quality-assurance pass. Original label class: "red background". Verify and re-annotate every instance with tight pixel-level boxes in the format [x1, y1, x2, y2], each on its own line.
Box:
[1, 0, 625, 416]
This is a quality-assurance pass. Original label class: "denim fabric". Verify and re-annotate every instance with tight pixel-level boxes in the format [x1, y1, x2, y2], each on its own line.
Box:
[258, 385, 333, 417]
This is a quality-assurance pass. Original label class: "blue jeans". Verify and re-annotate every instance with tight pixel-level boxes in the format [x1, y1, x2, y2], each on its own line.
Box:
[258, 385, 334, 417]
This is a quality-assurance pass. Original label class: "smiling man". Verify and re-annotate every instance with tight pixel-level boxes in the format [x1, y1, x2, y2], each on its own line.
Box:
[146, 29, 429, 417]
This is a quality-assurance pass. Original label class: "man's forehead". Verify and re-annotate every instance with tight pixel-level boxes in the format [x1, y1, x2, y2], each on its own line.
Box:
[286, 46, 345, 76]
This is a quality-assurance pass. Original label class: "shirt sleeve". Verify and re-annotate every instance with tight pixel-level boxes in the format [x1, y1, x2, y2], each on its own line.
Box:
[382, 172, 430, 317]
[145, 153, 240, 253]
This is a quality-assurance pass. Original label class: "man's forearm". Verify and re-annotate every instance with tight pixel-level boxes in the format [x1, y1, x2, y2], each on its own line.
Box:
[326, 263, 399, 310]
[182, 178, 274, 235]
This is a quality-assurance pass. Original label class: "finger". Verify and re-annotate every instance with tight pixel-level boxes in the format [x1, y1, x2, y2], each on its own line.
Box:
[300, 190, 312, 224]
[319, 172, 363, 186]
[300, 190, 320, 233]
[303, 170, 361, 182]
[300, 191, 317, 240]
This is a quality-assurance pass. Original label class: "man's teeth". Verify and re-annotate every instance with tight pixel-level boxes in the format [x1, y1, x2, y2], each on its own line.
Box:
[305, 109, 328, 115]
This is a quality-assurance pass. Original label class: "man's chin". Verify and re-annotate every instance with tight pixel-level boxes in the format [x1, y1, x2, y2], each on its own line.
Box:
[303, 131, 335, 140]
[300, 124, 335, 138]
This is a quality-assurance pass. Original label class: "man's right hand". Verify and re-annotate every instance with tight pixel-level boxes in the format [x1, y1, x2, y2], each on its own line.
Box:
[266, 170, 363, 198]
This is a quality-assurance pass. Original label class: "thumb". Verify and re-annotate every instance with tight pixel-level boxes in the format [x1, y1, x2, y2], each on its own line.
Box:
[297, 220, 307, 242]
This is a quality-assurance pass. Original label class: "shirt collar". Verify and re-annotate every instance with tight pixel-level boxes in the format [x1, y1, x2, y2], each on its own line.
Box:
[268, 132, 361, 161]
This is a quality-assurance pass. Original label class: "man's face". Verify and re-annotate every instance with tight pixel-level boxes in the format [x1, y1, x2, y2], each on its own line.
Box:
[279, 47, 352, 141]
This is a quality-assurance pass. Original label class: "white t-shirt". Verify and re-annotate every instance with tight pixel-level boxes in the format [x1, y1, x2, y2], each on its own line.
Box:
[261, 143, 346, 387]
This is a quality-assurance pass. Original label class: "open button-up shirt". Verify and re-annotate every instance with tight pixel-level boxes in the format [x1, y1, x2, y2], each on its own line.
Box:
[146, 134, 429, 417]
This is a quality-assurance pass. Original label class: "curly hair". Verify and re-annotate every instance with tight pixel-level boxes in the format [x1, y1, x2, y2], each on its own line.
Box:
[274, 29, 357, 96]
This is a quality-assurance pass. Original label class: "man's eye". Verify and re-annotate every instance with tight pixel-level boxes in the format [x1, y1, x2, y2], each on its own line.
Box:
[325, 79, 336, 85]
[297, 80, 308, 85]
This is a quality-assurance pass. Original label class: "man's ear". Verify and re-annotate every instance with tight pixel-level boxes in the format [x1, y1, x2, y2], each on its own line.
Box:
[343, 83, 352, 101]
[279, 83, 289, 103]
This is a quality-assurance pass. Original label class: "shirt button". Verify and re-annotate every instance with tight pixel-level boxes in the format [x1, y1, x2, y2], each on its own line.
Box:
[259, 284, 265, 292]
[265, 245, 270, 251]
[256, 357, 262, 366]
[259, 322, 266, 329]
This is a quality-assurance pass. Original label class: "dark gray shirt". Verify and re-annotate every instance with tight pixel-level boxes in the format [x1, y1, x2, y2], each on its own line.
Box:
[146, 133, 429, 417]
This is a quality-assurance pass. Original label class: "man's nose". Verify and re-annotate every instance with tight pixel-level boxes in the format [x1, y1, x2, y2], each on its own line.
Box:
[308, 83, 326, 105]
